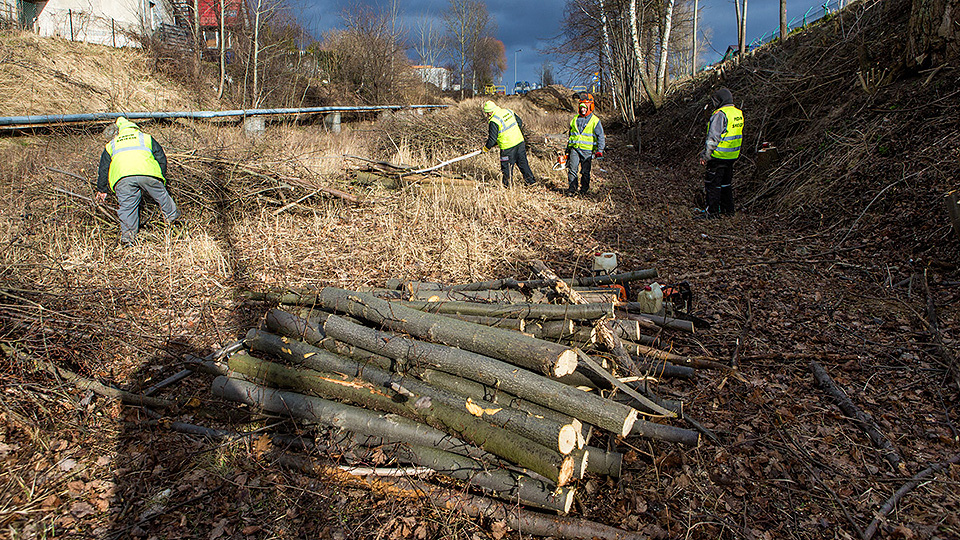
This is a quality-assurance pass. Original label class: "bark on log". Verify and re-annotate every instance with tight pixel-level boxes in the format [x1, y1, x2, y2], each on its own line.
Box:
[244, 326, 582, 454]
[283, 311, 637, 436]
[618, 308, 697, 333]
[585, 446, 623, 478]
[531, 260, 641, 378]
[311, 287, 578, 378]
[211, 377, 489, 460]
[416, 367, 586, 448]
[401, 299, 615, 321]
[524, 319, 577, 340]
[438, 314, 526, 331]
[810, 361, 906, 474]
[277, 453, 650, 540]
[397, 443, 576, 514]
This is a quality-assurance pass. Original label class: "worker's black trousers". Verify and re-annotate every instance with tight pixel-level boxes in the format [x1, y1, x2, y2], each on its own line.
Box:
[500, 142, 536, 187]
[705, 158, 735, 214]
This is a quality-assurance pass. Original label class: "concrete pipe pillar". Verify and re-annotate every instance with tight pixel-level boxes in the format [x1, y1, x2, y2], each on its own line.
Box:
[324, 112, 341, 134]
[244, 116, 265, 138]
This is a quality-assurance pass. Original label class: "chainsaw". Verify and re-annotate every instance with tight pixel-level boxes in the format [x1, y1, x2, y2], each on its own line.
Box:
[553, 150, 567, 170]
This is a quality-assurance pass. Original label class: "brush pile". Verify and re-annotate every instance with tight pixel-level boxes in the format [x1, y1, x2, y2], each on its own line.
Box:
[206, 266, 710, 528]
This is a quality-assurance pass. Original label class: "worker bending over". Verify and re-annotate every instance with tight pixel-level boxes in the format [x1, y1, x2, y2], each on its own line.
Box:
[481, 100, 536, 187]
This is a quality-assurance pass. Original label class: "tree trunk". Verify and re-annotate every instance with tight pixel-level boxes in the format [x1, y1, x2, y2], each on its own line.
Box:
[740, 0, 748, 57]
[692, 0, 699, 75]
[313, 288, 578, 377]
[217, 0, 226, 100]
[906, 0, 960, 68]
[443, 268, 657, 292]
[656, 0, 676, 94]
[585, 446, 623, 477]
[263, 312, 638, 437]
[780, 0, 788, 39]
[211, 376, 492, 460]
[619, 307, 697, 333]
[252, 0, 262, 107]
[629, 0, 662, 107]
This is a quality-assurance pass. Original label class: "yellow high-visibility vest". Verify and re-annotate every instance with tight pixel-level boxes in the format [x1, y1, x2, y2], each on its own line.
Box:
[490, 107, 524, 150]
[568, 114, 600, 151]
[105, 127, 164, 190]
[710, 105, 744, 160]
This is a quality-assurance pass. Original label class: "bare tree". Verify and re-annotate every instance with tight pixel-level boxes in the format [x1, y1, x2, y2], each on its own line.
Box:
[655, 0, 676, 94]
[218, 0, 226, 99]
[691, 0, 698, 75]
[780, 0, 787, 39]
[538, 61, 556, 86]
[414, 18, 445, 66]
[443, 0, 492, 97]
[473, 36, 506, 84]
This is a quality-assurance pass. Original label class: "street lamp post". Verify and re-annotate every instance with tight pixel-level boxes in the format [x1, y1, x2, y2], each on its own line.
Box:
[514, 49, 521, 94]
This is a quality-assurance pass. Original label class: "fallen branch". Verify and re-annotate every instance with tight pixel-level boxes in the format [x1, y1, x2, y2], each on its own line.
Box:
[862, 452, 960, 540]
[810, 361, 906, 474]
[2, 343, 176, 410]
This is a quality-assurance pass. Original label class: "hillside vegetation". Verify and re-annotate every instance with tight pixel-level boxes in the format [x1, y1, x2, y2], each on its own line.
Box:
[1, 1, 959, 538]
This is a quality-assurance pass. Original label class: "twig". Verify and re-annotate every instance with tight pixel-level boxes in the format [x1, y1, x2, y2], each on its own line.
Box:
[2, 343, 177, 410]
[730, 297, 752, 370]
[862, 453, 960, 540]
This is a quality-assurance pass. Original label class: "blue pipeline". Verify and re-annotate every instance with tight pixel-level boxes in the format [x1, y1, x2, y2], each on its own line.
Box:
[0, 104, 448, 128]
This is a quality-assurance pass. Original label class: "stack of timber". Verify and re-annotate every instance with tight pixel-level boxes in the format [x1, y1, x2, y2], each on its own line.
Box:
[227, 270, 706, 523]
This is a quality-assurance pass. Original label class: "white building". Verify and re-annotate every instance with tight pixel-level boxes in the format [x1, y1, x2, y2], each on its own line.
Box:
[413, 65, 452, 91]
[1, 0, 175, 48]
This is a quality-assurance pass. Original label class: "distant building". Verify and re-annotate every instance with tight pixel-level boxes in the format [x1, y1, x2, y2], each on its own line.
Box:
[0, 0, 180, 47]
[0, 0, 242, 51]
[413, 65, 452, 91]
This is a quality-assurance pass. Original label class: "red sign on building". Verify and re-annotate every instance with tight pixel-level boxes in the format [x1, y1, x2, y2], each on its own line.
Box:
[199, 0, 243, 27]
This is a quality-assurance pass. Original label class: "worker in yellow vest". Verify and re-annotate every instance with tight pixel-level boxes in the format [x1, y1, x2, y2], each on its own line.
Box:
[566, 93, 605, 195]
[698, 88, 744, 217]
[481, 100, 536, 187]
[96, 117, 180, 247]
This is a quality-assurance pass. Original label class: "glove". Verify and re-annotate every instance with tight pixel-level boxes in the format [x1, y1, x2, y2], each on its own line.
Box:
[594, 151, 603, 159]
[480, 146, 489, 153]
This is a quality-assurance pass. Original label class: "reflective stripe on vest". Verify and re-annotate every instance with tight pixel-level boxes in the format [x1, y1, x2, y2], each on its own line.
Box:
[710, 105, 744, 160]
[491, 108, 524, 149]
[568, 114, 600, 151]
[105, 130, 164, 190]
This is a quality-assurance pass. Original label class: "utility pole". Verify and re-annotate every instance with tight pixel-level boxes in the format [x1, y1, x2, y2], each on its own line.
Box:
[692, 0, 698, 76]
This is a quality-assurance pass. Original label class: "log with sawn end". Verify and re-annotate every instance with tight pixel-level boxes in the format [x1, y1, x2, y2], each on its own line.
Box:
[281, 310, 638, 437]
[312, 287, 579, 378]
[247, 325, 583, 456]
[401, 299, 615, 321]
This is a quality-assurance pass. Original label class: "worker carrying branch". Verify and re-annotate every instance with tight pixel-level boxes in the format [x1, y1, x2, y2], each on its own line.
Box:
[96, 117, 181, 247]
[698, 88, 744, 217]
[481, 100, 536, 187]
[565, 92, 605, 196]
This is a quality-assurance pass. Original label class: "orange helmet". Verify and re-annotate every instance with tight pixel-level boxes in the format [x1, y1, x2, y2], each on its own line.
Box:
[578, 93, 595, 116]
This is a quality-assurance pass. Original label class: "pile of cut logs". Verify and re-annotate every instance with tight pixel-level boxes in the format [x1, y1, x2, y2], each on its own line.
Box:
[215, 264, 707, 524]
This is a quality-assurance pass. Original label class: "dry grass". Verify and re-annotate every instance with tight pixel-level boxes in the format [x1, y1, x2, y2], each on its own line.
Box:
[0, 30, 213, 116]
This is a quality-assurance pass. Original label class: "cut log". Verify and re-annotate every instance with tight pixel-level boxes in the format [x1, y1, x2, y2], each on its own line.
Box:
[810, 361, 906, 474]
[246, 327, 582, 456]
[531, 260, 641, 378]
[284, 311, 638, 437]
[619, 308, 696, 333]
[585, 446, 623, 478]
[401, 299, 615, 321]
[439, 314, 526, 331]
[312, 287, 579, 378]
[211, 377, 490, 460]
[277, 453, 649, 540]
[524, 319, 577, 340]
[416, 367, 586, 448]
[445, 268, 658, 292]
[396, 444, 576, 514]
